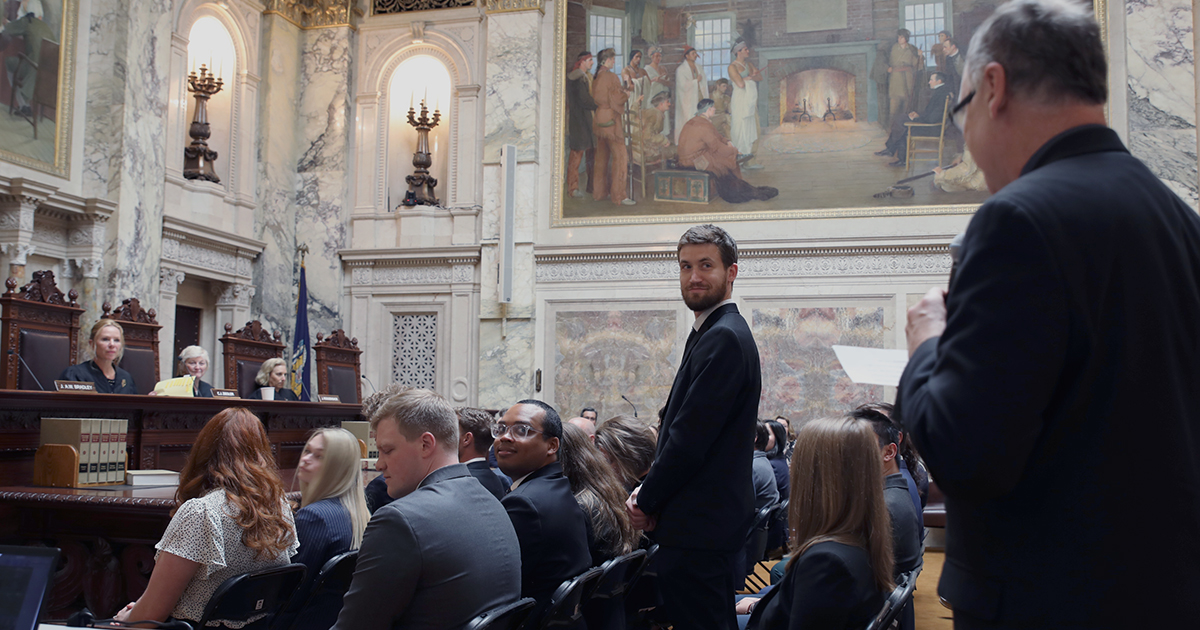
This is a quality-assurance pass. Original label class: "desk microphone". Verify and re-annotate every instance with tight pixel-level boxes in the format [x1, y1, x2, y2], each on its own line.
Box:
[948, 232, 965, 289]
[361, 374, 377, 395]
[8, 348, 46, 391]
[621, 394, 638, 418]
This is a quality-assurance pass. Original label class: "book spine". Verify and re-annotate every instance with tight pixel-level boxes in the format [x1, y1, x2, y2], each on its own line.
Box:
[77, 422, 90, 486]
[100, 420, 111, 483]
[88, 419, 101, 484]
[117, 419, 128, 479]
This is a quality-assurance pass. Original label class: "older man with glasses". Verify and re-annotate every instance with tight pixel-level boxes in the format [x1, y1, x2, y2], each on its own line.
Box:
[897, 0, 1200, 627]
[495, 399, 591, 622]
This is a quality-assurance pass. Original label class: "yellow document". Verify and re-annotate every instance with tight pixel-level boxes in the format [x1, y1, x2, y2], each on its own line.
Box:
[153, 375, 195, 397]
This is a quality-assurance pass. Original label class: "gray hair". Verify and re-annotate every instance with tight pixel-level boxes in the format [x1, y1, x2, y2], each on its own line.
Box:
[177, 345, 210, 375]
[372, 388, 459, 452]
[964, 0, 1106, 105]
[677, 224, 738, 268]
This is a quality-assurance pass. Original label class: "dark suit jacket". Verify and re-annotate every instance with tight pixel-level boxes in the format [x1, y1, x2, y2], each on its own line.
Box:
[286, 498, 354, 630]
[193, 379, 214, 397]
[915, 83, 952, 124]
[501, 462, 591, 615]
[58, 361, 137, 394]
[637, 303, 761, 551]
[246, 386, 300, 401]
[756, 541, 884, 630]
[897, 125, 1200, 628]
[467, 459, 508, 501]
[332, 464, 522, 630]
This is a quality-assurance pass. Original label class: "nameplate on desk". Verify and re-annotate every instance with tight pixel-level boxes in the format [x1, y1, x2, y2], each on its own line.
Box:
[212, 389, 239, 398]
[318, 394, 341, 403]
[54, 380, 95, 393]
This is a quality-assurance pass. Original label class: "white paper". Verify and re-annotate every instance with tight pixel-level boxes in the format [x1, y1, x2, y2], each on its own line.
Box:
[831, 345, 910, 387]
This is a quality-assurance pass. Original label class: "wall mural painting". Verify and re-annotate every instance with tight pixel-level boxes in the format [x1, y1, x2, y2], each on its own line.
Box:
[753, 306, 885, 429]
[554, 0, 1105, 225]
[0, 0, 75, 177]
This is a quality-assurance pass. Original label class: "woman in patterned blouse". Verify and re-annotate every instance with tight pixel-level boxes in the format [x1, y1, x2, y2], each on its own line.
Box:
[114, 408, 298, 626]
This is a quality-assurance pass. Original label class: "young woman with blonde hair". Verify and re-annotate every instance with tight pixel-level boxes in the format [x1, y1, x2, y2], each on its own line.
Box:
[755, 417, 894, 629]
[114, 408, 297, 626]
[58, 318, 137, 394]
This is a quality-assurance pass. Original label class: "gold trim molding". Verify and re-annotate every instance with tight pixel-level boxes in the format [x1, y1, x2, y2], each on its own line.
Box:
[486, 0, 543, 14]
[264, 0, 358, 30]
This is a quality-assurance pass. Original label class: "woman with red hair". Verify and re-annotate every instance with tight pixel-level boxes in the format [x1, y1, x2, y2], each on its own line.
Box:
[115, 408, 298, 626]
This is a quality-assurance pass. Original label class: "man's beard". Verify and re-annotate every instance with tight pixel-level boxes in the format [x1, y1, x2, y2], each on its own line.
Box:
[682, 280, 728, 312]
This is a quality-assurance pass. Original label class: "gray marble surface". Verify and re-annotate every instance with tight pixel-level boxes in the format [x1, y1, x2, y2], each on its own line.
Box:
[483, 12, 540, 162]
[478, 319, 535, 411]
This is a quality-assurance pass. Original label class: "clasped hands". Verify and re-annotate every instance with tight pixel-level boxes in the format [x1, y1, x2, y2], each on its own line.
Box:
[625, 486, 657, 532]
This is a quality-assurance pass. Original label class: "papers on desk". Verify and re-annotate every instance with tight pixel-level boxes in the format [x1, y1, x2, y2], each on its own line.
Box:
[153, 375, 195, 397]
[831, 345, 910, 387]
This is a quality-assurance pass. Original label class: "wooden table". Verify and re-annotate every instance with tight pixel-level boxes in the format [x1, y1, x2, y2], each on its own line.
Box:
[0, 473, 302, 620]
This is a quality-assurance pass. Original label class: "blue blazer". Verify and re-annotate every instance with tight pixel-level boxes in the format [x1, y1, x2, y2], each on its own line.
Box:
[289, 497, 355, 630]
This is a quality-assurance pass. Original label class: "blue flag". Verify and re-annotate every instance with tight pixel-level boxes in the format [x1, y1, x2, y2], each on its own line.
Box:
[291, 261, 311, 401]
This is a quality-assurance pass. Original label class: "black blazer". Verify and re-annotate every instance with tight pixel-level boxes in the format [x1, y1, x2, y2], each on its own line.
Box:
[637, 303, 761, 551]
[467, 459, 508, 501]
[287, 497, 354, 630]
[501, 462, 591, 614]
[193, 379, 214, 398]
[897, 126, 1200, 628]
[756, 541, 884, 630]
[58, 361, 137, 394]
[246, 386, 300, 401]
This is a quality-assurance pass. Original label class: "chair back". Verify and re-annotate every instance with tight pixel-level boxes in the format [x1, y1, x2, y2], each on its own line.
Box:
[197, 563, 306, 629]
[0, 272, 83, 390]
[313, 330, 362, 403]
[864, 566, 922, 630]
[464, 598, 537, 630]
[536, 566, 603, 629]
[275, 550, 357, 630]
[220, 321, 284, 397]
[582, 549, 648, 630]
[34, 39, 59, 113]
[624, 544, 661, 626]
[103, 298, 161, 395]
[743, 502, 776, 575]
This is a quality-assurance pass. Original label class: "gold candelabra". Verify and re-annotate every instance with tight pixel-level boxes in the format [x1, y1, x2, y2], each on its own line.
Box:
[184, 64, 225, 183]
[402, 98, 442, 207]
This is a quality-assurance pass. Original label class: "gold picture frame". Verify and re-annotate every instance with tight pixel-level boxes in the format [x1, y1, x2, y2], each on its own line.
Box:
[550, 0, 1107, 227]
[0, 0, 77, 178]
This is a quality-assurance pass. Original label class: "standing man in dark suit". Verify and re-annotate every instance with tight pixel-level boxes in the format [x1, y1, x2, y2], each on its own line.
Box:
[456, 406, 508, 500]
[897, 1, 1200, 628]
[628, 224, 761, 630]
[496, 400, 591, 619]
[333, 389, 522, 630]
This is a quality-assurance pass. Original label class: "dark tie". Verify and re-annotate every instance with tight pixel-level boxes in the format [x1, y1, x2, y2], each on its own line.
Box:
[682, 327, 700, 361]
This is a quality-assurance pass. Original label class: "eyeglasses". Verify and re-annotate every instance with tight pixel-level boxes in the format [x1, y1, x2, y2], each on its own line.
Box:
[951, 89, 975, 131]
[491, 422, 544, 440]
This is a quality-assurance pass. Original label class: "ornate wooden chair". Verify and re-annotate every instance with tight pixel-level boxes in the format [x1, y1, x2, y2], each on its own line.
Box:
[314, 330, 362, 404]
[103, 298, 161, 395]
[219, 321, 284, 398]
[0, 271, 83, 390]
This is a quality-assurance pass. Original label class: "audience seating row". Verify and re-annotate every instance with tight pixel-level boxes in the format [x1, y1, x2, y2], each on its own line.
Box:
[0, 271, 362, 402]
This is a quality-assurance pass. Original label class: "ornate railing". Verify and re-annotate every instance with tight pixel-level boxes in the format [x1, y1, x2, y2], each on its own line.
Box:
[373, 0, 476, 14]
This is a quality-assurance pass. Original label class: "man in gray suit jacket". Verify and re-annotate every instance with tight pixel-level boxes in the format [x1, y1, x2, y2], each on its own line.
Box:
[333, 389, 522, 630]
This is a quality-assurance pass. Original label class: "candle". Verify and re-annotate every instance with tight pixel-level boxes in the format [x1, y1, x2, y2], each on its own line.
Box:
[409, 92, 413, 108]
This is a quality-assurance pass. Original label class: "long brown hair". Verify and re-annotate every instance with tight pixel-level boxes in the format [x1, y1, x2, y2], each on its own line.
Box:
[787, 417, 894, 593]
[559, 423, 639, 558]
[176, 408, 295, 558]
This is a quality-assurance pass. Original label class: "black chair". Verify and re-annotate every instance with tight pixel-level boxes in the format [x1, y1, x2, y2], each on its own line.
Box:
[534, 566, 604, 629]
[864, 566, 922, 630]
[743, 503, 778, 592]
[192, 563, 306, 630]
[464, 598, 537, 630]
[624, 544, 662, 627]
[582, 549, 649, 630]
[274, 551, 358, 630]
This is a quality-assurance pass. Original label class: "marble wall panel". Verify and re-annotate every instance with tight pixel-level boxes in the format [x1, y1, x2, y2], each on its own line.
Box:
[553, 310, 678, 422]
[483, 12, 540, 162]
[1125, 0, 1197, 206]
[752, 307, 885, 426]
[478, 319, 535, 410]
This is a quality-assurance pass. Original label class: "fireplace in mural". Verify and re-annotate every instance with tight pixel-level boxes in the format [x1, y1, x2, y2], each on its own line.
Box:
[781, 69, 856, 124]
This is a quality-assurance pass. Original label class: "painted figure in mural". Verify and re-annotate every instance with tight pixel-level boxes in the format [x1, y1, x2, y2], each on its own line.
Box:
[0, 2, 51, 116]
[887, 29, 922, 126]
[878, 71, 954, 166]
[638, 92, 675, 162]
[566, 51, 597, 199]
[942, 39, 964, 93]
[643, 46, 670, 115]
[727, 42, 762, 168]
[622, 50, 649, 112]
[674, 47, 708, 144]
[591, 48, 634, 206]
[678, 100, 777, 203]
[641, 0, 661, 44]
[932, 148, 986, 192]
[931, 30, 952, 74]
[710, 79, 732, 140]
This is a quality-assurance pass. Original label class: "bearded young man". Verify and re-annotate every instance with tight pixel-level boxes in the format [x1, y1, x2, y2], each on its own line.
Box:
[627, 224, 762, 630]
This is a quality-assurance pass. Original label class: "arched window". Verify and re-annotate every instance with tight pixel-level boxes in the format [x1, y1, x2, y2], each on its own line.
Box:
[387, 56, 453, 209]
[185, 16, 237, 185]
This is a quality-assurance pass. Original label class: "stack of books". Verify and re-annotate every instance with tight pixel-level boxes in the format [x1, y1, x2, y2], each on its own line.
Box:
[40, 418, 128, 486]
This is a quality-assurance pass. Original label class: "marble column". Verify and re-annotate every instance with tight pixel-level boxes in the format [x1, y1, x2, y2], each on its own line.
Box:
[82, 0, 173, 307]
[157, 268, 186, 381]
[483, 12, 541, 162]
[1125, 0, 1197, 206]
[0, 186, 44, 283]
[74, 258, 104, 333]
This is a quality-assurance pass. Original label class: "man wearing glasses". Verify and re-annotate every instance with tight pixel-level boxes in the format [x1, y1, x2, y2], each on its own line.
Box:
[495, 399, 591, 620]
[897, 0, 1200, 627]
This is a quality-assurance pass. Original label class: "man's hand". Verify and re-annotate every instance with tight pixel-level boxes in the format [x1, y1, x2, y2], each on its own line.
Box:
[626, 486, 657, 531]
[908, 111, 918, 120]
[735, 597, 761, 615]
[906, 287, 947, 355]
